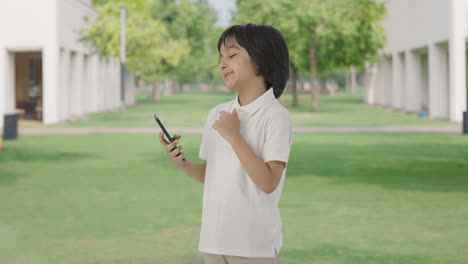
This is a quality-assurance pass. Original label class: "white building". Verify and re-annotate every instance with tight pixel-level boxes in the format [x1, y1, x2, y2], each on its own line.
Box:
[366, 0, 468, 122]
[0, 0, 136, 127]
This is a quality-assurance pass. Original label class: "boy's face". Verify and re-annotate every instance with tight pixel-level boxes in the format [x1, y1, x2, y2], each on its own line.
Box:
[218, 38, 259, 92]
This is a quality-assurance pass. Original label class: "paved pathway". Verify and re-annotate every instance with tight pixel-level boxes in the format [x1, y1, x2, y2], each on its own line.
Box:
[18, 125, 462, 135]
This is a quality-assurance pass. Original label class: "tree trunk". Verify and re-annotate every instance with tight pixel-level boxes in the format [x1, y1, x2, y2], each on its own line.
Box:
[291, 65, 298, 106]
[350, 65, 357, 94]
[164, 78, 173, 96]
[309, 41, 320, 111]
[176, 82, 182, 93]
[152, 83, 160, 101]
[346, 69, 351, 93]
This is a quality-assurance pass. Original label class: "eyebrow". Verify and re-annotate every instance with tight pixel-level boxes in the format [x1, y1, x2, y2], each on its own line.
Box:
[219, 44, 241, 57]
[226, 44, 240, 50]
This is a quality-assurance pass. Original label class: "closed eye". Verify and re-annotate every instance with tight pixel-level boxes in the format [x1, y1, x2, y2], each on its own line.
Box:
[229, 54, 237, 58]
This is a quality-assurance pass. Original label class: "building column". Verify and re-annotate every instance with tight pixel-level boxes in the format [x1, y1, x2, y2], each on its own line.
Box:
[113, 58, 119, 108]
[420, 52, 429, 113]
[69, 52, 77, 117]
[0, 48, 5, 127]
[110, 59, 116, 109]
[429, 43, 449, 119]
[43, 45, 60, 124]
[109, 59, 115, 109]
[375, 60, 385, 105]
[88, 54, 99, 113]
[392, 52, 405, 109]
[82, 54, 90, 114]
[448, 0, 468, 122]
[98, 57, 105, 111]
[0, 49, 15, 127]
[383, 57, 393, 107]
[405, 50, 421, 112]
[103, 58, 109, 110]
[59, 48, 70, 121]
[75, 53, 84, 116]
[364, 62, 377, 105]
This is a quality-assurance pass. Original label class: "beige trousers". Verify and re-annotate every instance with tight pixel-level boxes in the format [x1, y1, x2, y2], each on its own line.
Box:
[204, 252, 278, 264]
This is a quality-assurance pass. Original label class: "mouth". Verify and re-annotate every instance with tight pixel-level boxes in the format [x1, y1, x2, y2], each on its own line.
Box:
[223, 72, 233, 79]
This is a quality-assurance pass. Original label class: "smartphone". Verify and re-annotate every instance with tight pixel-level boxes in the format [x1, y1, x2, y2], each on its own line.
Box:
[154, 114, 186, 162]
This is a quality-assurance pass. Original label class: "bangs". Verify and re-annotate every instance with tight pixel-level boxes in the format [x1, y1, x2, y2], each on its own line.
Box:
[217, 25, 249, 53]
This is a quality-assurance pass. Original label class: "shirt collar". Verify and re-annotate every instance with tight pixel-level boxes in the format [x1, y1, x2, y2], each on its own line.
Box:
[232, 88, 275, 116]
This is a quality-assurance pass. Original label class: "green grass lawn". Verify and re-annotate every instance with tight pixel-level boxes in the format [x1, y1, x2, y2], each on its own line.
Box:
[29, 89, 456, 128]
[1, 133, 467, 263]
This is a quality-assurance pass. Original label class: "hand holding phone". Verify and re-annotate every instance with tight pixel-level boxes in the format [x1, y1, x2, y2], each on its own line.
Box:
[154, 114, 186, 162]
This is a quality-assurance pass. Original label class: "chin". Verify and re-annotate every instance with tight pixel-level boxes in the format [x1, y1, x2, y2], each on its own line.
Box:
[228, 86, 239, 93]
[224, 82, 236, 92]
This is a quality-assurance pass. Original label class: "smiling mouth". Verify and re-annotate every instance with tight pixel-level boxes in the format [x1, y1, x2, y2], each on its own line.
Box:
[223, 72, 233, 79]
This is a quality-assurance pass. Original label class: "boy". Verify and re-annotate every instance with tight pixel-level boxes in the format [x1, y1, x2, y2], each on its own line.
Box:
[159, 24, 292, 264]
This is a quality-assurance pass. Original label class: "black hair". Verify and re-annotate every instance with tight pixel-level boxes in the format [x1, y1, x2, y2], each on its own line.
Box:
[217, 23, 290, 99]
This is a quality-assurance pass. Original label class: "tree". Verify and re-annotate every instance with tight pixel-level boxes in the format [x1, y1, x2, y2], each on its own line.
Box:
[81, 0, 190, 99]
[298, 0, 386, 110]
[152, 0, 222, 88]
[234, 0, 308, 107]
[83, 0, 223, 99]
[234, 0, 386, 111]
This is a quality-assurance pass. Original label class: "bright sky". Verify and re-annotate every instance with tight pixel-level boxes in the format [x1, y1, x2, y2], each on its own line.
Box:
[208, 0, 236, 26]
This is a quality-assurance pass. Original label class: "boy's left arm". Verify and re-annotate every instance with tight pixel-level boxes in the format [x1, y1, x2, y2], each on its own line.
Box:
[230, 135, 285, 194]
[213, 109, 289, 194]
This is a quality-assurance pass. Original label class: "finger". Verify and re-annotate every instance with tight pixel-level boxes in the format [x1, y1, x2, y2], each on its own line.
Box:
[166, 139, 179, 152]
[175, 151, 185, 161]
[170, 145, 183, 158]
[173, 134, 182, 140]
[177, 152, 186, 161]
[159, 132, 169, 145]
[175, 147, 184, 158]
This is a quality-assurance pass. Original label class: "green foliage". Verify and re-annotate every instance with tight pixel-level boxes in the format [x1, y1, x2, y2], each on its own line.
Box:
[314, 0, 387, 73]
[152, 0, 222, 83]
[234, 0, 309, 75]
[233, 0, 386, 75]
[81, 0, 222, 83]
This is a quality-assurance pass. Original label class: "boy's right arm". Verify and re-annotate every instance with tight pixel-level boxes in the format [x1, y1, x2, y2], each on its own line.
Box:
[159, 132, 206, 183]
[180, 161, 206, 183]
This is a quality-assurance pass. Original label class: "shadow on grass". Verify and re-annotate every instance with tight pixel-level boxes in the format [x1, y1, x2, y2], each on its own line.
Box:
[0, 168, 27, 185]
[287, 141, 468, 193]
[281, 243, 459, 264]
[0, 148, 95, 163]
[0, 146, 95, 185]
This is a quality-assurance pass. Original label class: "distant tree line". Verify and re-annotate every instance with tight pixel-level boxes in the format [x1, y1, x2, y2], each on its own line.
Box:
[82, 0, 386, 111]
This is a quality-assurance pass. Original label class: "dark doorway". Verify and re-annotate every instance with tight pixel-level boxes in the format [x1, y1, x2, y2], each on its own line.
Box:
[15, 52, 43, 121]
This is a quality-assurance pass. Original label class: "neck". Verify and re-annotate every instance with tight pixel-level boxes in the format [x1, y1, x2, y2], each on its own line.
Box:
[236, 78, 267, 106]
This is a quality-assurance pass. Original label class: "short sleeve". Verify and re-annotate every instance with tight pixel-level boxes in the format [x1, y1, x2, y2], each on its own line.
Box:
[262, 110, 292, 163]
[199, 108, 216, 161]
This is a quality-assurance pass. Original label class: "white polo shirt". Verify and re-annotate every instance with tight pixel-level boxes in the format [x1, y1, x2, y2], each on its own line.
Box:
[198, 88, 293, 258]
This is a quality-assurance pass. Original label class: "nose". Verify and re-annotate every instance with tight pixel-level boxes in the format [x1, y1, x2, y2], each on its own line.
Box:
[219, 58, 227, 70]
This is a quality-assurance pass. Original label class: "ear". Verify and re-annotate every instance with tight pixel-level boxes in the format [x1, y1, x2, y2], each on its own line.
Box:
[251, 60, 261, 76]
